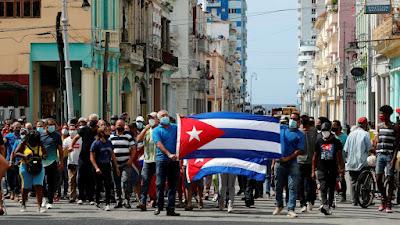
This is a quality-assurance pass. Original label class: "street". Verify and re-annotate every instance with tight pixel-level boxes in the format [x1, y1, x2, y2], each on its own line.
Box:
[1, 195, 399, 225]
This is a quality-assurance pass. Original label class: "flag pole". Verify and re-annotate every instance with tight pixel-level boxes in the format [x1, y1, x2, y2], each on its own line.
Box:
[176, 113, 182, 159]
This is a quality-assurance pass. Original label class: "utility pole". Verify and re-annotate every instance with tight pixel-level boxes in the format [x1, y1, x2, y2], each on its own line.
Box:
[56, 12, 66, 123]
[102, 32, 110, 120]
[343, 21, 348, 133]
[146, 43, 152, 114]
[367, 14, 373, 121]
[61, 0, 74, 120]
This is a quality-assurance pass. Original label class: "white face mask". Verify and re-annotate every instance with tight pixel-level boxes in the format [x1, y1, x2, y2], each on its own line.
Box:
[69, 130, 78, 137]
[148, 119, 156, 127]
[61, 129, 69, 136]
[322, 131, 331, 139]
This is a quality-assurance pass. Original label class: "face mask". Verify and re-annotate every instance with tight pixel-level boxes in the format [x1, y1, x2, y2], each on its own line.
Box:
[62, 129, 69, 135]
[379, 115, 385, 122]
[20, 134, 26, 140]
[116, 127, 124, 132]
[316, 125, 322, 131]
[149, 119, 156, 127]
[37, 127, 44, 133]
[69, 130, 77, 137]
[136, 122, 144, 129]
[160, 117, 170, 126]
[288, 119, 297, 129]
[48, 125, 56, 133]
[322, 131, 331, 139]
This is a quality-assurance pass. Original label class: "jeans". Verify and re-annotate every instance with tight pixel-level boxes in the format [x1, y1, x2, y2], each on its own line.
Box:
[78, 159, 95, 202]
[238, 175, 247, 192]
[317, 169, 337, 207]
[349, 170, 363, 204]
[298, 163, 316, 207]
[245, 179, 256, 206]
[95, 163, 112, 205]
[375, 153, 394, 176]
[43, 161, 59, 204]
[140, 162, 156, 205]
[58, 158, 68, 197]
[275, 162, 299, 211]
[6, 164, 20, 194]
[114, 165, 133, 202]
[219, 174, 236, 206]
[156, 160, 179, 211]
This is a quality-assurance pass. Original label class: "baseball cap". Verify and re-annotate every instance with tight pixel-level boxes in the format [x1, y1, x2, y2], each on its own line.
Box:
[396, 108, 400, 114]
[148, 112, 157, 118]
[136, 116, 145, 122]
[358, 117, 368, 124]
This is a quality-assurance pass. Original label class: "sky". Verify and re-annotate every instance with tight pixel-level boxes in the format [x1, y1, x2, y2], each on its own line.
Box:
[246, 0, 298, 105]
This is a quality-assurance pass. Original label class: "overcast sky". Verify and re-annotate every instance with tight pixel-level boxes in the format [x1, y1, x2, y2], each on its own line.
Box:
[246, 0, 298, 105]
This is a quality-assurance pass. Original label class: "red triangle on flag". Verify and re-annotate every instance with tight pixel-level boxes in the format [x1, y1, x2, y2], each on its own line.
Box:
[177, 117, 224, 159]
[186, 158, 212, 182]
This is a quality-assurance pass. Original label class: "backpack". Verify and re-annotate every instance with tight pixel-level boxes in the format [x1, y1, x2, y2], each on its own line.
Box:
[26, 145, 43, 175]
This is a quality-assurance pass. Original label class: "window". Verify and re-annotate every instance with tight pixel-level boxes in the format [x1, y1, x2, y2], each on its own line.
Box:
[0, 0, 40, 18]
[312, 35, 316, 39]
[312, 8, 316, 14]
[311, 17, 316, 23]
[312, 0, 316, 3]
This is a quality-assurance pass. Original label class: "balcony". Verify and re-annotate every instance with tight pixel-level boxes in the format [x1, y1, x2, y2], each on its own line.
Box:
[298, 55, 313, 62]
[373, 17, 400, 57]
[120, 43, 144, 67]
[162, 51, 178, 67]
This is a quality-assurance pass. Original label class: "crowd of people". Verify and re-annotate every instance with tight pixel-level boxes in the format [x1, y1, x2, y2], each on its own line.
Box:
[0, 106, 399, 217]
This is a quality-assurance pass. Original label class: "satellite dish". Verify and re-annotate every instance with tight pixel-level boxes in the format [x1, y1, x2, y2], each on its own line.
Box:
[351, 67, 365, 77]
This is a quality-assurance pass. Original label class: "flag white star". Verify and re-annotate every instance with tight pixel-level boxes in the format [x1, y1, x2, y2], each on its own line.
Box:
[186, 126, 203, 142]
[195, 158, 204, 164]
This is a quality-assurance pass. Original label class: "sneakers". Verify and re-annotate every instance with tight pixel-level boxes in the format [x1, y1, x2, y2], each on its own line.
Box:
[154, 208, 161, 215]
[114, 201, 123, 209]
[227, 200, 233, 213]
[272, 207, 283, 215]
[104, 205, 111, 211]
[300, 206, 307, 213]
[287, 210, 298, 218]
[320, 205, 332, 216]
[385, 206, 393, 213]
[166, 210, 180, 216]
[212, 194, 219, 202]
[20, 204, 27, 213]
[41, 198, 47, 208]
[45, 203, 53, 209]
[307, 203, 314, 212]
[38, 207, 47, 213]
[77, 200, 83, 205]
[123, 200, 131, 209]
[378, 203, 386, 212]
[89, 201, 96, 205]
[137, 203, 147, 211]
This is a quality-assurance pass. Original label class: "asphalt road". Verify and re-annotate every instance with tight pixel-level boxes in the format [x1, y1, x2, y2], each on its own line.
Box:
[1, 194, 399, 225]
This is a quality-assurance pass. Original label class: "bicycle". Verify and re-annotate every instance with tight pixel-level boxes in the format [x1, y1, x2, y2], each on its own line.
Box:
[355, 167, 399, 208]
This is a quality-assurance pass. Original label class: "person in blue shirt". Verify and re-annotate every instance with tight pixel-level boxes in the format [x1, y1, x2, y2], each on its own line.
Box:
[273, 112, 305, 218]
[152, 110, 180, 217]
[40, 118, 63, 210]
[4, 122, 22, 201]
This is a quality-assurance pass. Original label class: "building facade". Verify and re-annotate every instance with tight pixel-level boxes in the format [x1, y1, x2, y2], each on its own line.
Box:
[0, 0, 92, 122]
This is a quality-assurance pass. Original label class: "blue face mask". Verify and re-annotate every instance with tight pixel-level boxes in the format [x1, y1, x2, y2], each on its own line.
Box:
[160, 117, 170, 126]
[37, 127, 44, 133]
[48, 125, 56, 133]
[288, 119, 297, 129]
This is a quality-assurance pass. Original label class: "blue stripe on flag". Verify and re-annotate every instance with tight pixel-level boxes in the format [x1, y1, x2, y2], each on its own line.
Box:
[183, 149, 281, 160]
[220, 128, 280, 142]
[192, 166, 266, 182]
[189, 112, 279, 123]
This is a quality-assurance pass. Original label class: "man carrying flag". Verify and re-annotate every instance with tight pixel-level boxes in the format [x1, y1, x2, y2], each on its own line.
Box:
[273, 112, 304, 218]
[152, 110, 180, 216]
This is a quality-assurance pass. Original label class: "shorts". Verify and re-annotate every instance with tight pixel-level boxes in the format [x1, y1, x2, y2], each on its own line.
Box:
[375, 153, 394, 176]
[19, 163, 45, 189]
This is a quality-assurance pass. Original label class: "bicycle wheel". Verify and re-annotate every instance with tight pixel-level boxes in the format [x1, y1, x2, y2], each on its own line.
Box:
[356, 170, 375, 208]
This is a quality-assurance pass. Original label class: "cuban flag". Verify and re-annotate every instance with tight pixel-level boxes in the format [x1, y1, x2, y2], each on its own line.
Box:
[177, 112, 281, 159]
[186, 158, 269, 183]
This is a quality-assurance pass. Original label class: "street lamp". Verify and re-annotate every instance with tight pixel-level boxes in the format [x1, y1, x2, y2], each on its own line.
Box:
[61, 0, 91, 120]
[250, 72, 257, 111]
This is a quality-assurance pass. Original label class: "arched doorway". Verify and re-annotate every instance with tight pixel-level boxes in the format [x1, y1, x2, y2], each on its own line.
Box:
[138, 81, 147, 116]
[121, 76, 132, 114]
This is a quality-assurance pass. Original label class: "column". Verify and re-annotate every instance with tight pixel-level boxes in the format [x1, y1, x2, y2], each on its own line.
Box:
[81, 68, 99, 117]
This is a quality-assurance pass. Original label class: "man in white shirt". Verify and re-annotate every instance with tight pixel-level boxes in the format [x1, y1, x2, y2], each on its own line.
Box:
[343, 117, 371, 206]
[63, 124, 82, 203]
